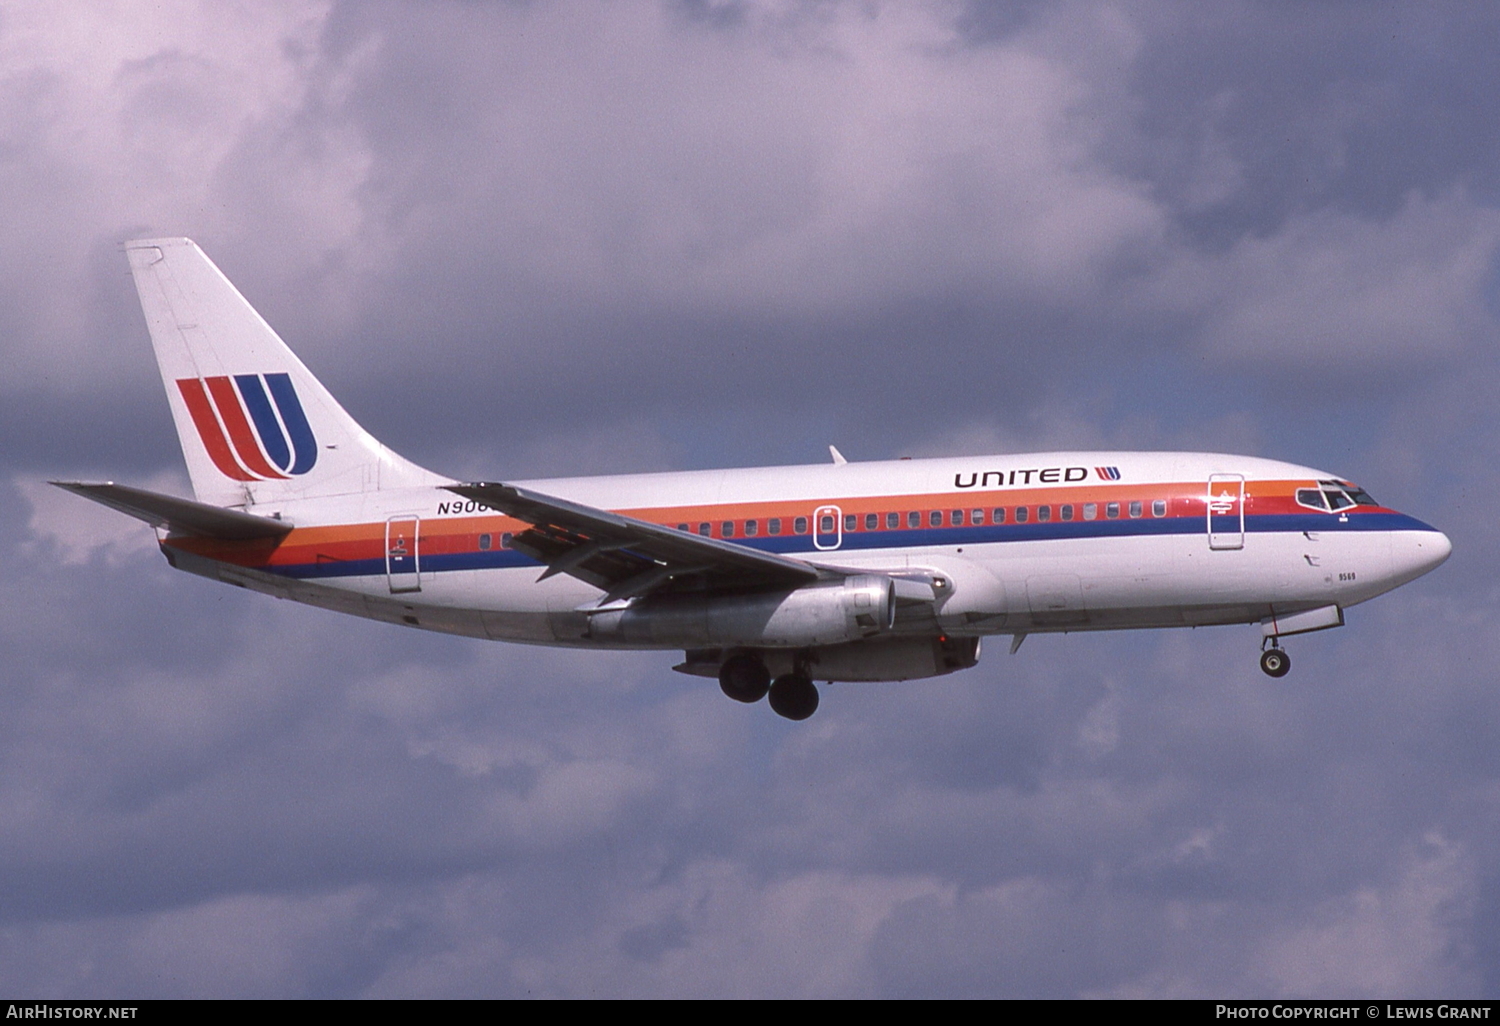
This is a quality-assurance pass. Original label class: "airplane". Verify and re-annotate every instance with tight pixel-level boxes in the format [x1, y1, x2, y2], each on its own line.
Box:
[54, 238, 1452, 720]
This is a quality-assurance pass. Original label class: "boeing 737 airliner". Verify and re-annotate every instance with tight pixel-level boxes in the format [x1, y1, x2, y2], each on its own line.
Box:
[56, 238, 1452, 720]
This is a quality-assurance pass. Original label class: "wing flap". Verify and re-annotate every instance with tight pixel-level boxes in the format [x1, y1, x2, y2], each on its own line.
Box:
[445, 481, 822, 597]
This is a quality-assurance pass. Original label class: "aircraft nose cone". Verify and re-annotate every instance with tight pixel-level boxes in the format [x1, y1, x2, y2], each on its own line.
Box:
[1423, 530, 1453, 572]
[1392, 529, 1452, 585]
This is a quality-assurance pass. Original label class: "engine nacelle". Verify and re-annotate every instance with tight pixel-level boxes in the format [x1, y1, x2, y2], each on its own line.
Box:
[587, 575, 895, 648]
[804, 635, 981, 682]
[675, 635, 982, 683]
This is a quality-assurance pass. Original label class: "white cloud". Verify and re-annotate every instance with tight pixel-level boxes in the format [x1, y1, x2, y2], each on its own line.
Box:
[251, 0, 1172, 328]
[1181, 190, 1500, 368]
[16, 470, 186, 566]
[0, 0, 356, 388]
[1250, 833, 1479, 997]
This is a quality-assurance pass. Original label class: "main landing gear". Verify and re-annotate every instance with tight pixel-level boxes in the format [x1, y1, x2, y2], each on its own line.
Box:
[718, 652, 771, 703]
[718, 653, 820, 720]
[1259, 638, 1291, 678]
[768, 674, 819, 720]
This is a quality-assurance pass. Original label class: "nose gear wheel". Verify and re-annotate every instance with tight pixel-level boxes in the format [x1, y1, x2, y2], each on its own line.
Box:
[1259, 646, 1291, 677]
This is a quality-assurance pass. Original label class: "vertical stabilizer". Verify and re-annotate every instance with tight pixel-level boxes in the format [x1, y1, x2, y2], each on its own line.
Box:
[125, 238, 447, 506]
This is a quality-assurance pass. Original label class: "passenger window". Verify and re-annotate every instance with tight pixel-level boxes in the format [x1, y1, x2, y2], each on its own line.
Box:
[907, 511, 921, 529]
[745, 520, 758, 537]
[723, 521, 735, 537]
[993, 508, 1006, 524]
[794, 517, 808, 534]
[972, 509, 984, 525]
[929, 510, 943, 528]
[1037, 505, 1051, 522]
[886, 512, 899, 530]
[948, 510, 961, 526]
[1015, 507, 1029, 523]
[1129, 500, 1142, 518]
[677, 523, 689, 532]
[1106, 502, 1119, 519]
[1152, 499, 1166, 517]
[501, 532, 513, 549]
[819, 515, 834, 533]
[1060, 504, 1074, 522]
[1083, 503, 1097, 521]
[768, 518, 782, 535]
[865, 513, 878, 531]
[844, 514, 856, 532]
[478, 533, 492, 550]
[698, 523, 711, 536]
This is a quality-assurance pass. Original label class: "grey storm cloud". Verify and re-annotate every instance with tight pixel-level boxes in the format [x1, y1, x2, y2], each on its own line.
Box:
[1, 0, 1498, 998]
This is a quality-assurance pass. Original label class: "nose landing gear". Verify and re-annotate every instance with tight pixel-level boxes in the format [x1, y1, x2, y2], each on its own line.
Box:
[1259, 639, 1291, 678]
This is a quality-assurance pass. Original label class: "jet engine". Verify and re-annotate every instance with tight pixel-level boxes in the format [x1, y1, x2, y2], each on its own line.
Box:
[586, 575, 895, 648]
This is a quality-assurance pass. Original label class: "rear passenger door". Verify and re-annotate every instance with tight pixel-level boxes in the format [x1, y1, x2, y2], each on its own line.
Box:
[386, 515, 421, 592]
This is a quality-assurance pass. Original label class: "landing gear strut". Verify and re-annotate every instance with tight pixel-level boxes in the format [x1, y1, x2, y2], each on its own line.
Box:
[1259, 639, 1291, 678]
[718, 653, 771, 703]
[768, 674, 819, 720]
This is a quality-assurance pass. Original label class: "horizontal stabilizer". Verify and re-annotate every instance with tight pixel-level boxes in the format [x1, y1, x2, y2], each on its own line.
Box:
[50, 482, 294, 541]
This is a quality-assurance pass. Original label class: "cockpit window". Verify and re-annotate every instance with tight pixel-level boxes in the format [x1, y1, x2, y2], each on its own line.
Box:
[1338, 481, 1380, 506]
[1311, 479, 1379, 511]
[1317, 480, 1352, 509]
[1296, 488, 1328, 511]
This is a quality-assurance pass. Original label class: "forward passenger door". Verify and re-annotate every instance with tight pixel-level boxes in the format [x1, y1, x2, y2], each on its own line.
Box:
[1207, 474, 1245, 550]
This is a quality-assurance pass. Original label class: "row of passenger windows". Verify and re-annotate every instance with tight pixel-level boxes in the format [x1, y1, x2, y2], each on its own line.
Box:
[680, 517, 803, 538]
[679, 499, 1168, 539]
[467, 487, 1384, 552]
[474, 499, 1170, 549]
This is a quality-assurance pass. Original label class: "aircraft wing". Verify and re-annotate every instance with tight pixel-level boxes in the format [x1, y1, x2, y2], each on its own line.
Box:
[51, 481, 294, 540]
[444, 482, 826, 601]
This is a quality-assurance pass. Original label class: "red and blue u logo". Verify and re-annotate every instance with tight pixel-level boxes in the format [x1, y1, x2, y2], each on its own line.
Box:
[177, 374, 318, 481]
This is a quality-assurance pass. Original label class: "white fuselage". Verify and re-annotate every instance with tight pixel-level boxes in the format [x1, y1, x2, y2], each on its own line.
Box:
[164, 450, 1450, 673]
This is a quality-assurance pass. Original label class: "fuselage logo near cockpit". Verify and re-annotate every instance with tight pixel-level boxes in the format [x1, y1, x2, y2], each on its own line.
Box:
[176, 373, 318, 481]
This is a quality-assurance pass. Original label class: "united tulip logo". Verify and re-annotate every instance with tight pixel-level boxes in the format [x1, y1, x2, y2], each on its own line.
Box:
[177, 373, 317, 481]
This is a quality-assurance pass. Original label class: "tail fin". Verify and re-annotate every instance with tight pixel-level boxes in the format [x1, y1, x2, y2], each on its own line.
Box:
[125, 238, 446, 507]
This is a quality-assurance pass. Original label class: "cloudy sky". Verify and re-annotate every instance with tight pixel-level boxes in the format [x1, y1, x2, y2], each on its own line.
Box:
[2, 0, 1497, 998]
